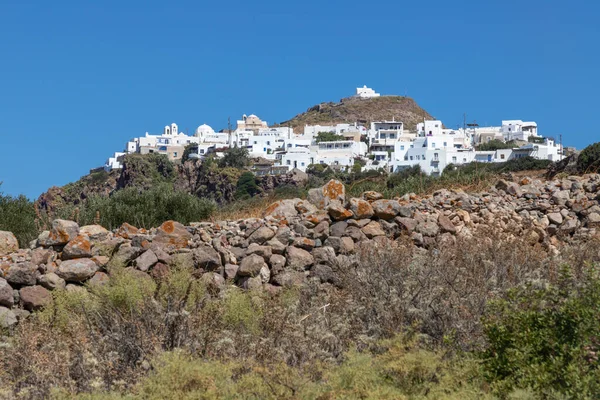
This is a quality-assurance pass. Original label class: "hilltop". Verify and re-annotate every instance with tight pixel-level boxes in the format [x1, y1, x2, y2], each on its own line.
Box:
[276, 95, 434, 131]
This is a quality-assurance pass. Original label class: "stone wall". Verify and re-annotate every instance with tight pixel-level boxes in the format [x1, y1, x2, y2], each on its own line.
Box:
[2, 174, 600, 328]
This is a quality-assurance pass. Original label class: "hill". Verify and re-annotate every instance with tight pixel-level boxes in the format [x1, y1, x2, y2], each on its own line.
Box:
[276, 95, 434, 132]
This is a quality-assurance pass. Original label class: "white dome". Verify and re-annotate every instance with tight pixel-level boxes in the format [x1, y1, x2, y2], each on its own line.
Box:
[195, 124, 215, 137]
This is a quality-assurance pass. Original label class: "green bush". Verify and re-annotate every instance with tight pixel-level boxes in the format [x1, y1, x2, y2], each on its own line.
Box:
[0, 184, 37, 247]
[219, 146, 250, 169]
[476, 139, 516, 151]
[118, 153, 176, 189]
[482, 266, 600, 398]
[235, 171, 260, 200]
[78, 184, 215, 229]
[577, 142, 600, 173]
[315, 131, 344, 143]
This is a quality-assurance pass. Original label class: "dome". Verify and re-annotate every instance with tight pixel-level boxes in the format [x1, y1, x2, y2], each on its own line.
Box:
[195, 124, 215, 137]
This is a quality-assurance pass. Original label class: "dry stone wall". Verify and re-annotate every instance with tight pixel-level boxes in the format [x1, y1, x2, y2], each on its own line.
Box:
[2, 175, 600, 328]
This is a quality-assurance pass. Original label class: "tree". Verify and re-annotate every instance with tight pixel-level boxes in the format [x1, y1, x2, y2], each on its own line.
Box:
[315, 131, 344, 143]
[182, 143, 199, 163]
[219, 147, 250, 169]
[0, 183, 38, 247]
[476, 140, 516, 151]
[577, 142, 600, 173]
[235, 172, 260, 200]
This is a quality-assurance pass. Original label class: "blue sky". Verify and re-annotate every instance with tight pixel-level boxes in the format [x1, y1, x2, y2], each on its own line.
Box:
[1, 0, 598, 198]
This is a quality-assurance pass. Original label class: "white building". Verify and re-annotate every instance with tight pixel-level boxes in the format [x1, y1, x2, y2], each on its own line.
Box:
[501, 120, 539, 141]
[355, 85, 381, 99]
[103, 152, 126, 171]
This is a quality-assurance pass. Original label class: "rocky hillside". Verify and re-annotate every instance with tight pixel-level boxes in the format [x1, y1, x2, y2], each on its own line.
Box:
[276, 96, 434, 132]
[2, 173, 600, 323]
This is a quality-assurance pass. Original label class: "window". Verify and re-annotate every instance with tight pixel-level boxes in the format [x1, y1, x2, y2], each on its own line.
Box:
[200, 149, 205, 154]
[501, 154, 505, 159]
[432, 143, 436, 148]
[254, 141, 257, 144]
[286, 160, 291, 165]
[443, 142, 447, 147]
[410, 156, 413, 160]
[400, 145, 405, 150]
[301, 162, 305, 166]
[263, 148, 267, 152]
[452, 156, 457, 162]
[173, 152, 178, 157]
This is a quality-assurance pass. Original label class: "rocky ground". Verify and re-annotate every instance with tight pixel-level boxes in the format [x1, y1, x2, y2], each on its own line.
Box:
[1, 173, 600, 328]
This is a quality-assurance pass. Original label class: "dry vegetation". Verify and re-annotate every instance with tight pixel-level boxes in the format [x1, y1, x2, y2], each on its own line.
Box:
[2, 229, 600, 399]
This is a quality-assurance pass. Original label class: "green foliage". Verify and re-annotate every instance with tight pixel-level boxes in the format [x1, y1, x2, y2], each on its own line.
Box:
[119, 153, 176, 189]
[79, 184, 215, 229]
[476, 139, 517, 151]
[235, 171, 260, 200]
[219, 146, 250, 169]
[315, 131, 344, 143]
[222, 289, 263, 335]
[482, 266, 600, 398]
[577, 142, 600, 173]
[0, 184, 38, 246]
[528, 136, 546, 144]
[181, 143, 199, 163]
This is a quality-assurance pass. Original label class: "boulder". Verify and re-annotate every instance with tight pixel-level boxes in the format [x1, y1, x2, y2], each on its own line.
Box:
[372, 200, 402, 220]
[80, 225, 110, 242]
[6, 262, 38, 286]
[193, 245, 222, 270]
[269, 254, 287, 274]
[238, 254, 267, 278]
[265, 238, 286, 255]
[361, 221, 385, 238]
[348, 198, 375, 219]
[586, 212, 600, 228]
[248, 226, 276, 245]
[246, 243, 273, 260]
[286, 246, 314, 270]
[57, 258, 98, 282]
[329, 221, 348, 238]
[115, 222, 139, 239]
[292, 237, 316, 251]
[38, 272, 66, 290]
[362, 191, 384, 201]
[43, 219, 80, 246]
[311, 264, 336, 284]
[0, 231, 18, 255]
[153, 221, 192, 249]
[107, 245, 144, 269]
[264, 199, 299, 219]
[0, 307, 17, 329]
[134, 250, 159, 272]
[312, 246, 337, 266]
[416, 221, 440, 237]
[327, 201, 353, 221]
[437, 215, 456, 234]
[0, 278, 14, 307]
[271, 271, 306, 288]
[20, 285, 52, 311]
[552, 190, 571, 206]
[547, 212, 564, 226]
[224, 264, 239, 280]
[62, 235, 93, 260]
[307, 179, 345, 209]
[395, 217, 418, 234]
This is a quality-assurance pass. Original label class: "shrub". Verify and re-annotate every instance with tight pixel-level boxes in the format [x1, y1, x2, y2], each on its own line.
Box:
[577, 142, 600, 173]
[315, 131, 344, 143]
[0, 184, 37, 247]
[218, 146, 250, 169]
[78, 184, 216, 229]
[482, 265, 600, 398]
[235, 171, 260, 200]
[118, 153, 176, 190]
[476, 139, 516, 151]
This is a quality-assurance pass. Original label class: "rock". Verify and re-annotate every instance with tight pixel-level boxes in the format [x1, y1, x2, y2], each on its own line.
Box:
[547, 212, 564, 226]
[80, 225, 110, 242]
[330, 221, 348, 238]
[92, 239, 122, 258]
[37, 272, 66, 290]
[259, 265, 270, 283]
[115, 222, 139, 239]
[31, 248, 53, 266]
[274, 226, 293, 244]
[62, 235, 93, 260]
[313, 221, 330, 241]
[134, 250, 158, 272]
[0, 307, 17, 328]
[201, 272, 225, 292]
[153, 221, 192, 249]
[437, 215, 456, 234]
[6, 262, 39, 286]
[238, 254, 267, 278]
[552, 190, 571, 206]
[416, 221, 440, 237]
[0, 278, 14, 307]
[560, 218, 578, 234]
[239, 276, 263, 291]
[292, 237, 316, 251]
[344, 226, 368, 242]
[265, 238, 286, 255]
[587, 212, 600, 228]
[264, 199, 299, 219]
[295, 200, 318, 215]
[248, 226, 275, 245]
[57, 258, 98, 282]
[286, 246, 314, 270]
[340, 237, 355, 253]
[348, 198, 374, 219]
[312, 246, 337, 266]
[269, 254, 286, 274]
[43, 219, 80, 246]
[0, 231, 18, 255]
[193, 245, 222, 270]
[107, 245, 144, 269]
[395, 217, 418, 233]
[20, 285, 52, 311]
[372, 200, 402, 220]
[308, 179, 345, 209]
[246, 243, 273, 260]
[305, 210, 331, 225]
[361, 221, 385, 238]
[271, 271, 306, 287]
[327, 201, 353, 221]
[496, 180, 521, 196]
[362, 191, 384, 201]
[224, 264, 239, 280]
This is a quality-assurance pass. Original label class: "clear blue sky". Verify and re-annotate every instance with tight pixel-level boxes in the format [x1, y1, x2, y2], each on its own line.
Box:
[1, 0, 598, 199]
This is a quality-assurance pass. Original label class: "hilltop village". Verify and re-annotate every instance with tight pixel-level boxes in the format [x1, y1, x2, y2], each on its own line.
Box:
[103, 86, 565, 175]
